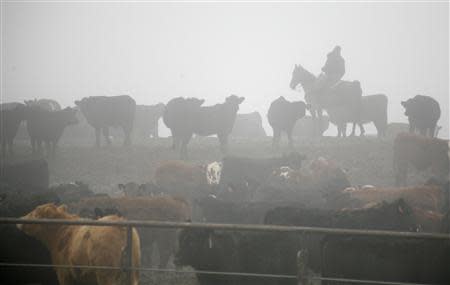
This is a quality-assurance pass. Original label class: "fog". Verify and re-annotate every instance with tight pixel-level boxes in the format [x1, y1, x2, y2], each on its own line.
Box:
[2, 2, 449, 138]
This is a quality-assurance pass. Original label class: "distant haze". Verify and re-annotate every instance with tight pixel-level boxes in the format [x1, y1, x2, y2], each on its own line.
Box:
[2, 2, 449, 138]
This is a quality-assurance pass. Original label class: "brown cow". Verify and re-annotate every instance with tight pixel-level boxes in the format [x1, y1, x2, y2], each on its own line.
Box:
[335, 184, 448, 214]
[69, 195, 191, 268]
[393, 132, 449, 186]
[17, 203, 140, 285]
[154, 160, 210, 199]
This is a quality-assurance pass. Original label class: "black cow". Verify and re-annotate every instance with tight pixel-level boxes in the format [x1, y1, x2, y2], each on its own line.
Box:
[264, 200, 422, 274]
[0, 103, 26, 156]
[24, 106, 78, 155]
[194, 195, 304, 224]
[75, 95, 136, 146]
[353, 94, 388, 137]
[231, 112, 267, 138]
[164, 95, 244, 158]
[175, 228, 299, 285]
[0, 185, 60, 285]
[191, 95, 245, 153]
[135, 103, 165, 139]
[401, 95, 441, 137]
[218, 153, 306, 201]
[322, 236, 450, 284]
[163, 97, 205, 156]
[267, 96, 306, 148]
[0, 159, 49, 189]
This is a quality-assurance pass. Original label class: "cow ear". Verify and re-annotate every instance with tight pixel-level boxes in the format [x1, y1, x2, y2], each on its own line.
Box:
[74, 100, 81, 106]
[57, 204, 68, 212]
[118, 184, 125, 190]
[238, 97, 245, 104]
[400, 101, 406, 107]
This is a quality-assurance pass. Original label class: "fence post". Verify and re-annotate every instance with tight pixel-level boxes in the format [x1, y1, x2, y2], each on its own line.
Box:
[125, 225, 133, 285]
[297, 249, 309, 285]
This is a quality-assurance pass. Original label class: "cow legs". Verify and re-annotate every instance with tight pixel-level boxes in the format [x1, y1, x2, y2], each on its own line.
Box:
[314, 108, 324, 137]
[95, 128, 101, 147]
[272, 128, 281, 149]
[180, 134, 192, 160]
[287, 128, 294, 149]
[218, 134, 229, 154]
[359, 123, 365, 137]
[103, 127, 112, 146]
[123, 126, 132, 146]
[429, 125, 436, 137]
[154, 122, 159, 138]
[350, 122, 357, 137]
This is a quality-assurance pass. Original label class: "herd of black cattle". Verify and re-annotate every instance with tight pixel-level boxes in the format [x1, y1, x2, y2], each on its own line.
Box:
[0, 89, 449, 285]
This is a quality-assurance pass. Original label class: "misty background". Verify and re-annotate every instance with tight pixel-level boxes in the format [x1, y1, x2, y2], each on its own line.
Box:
[1, 2, 449, 138]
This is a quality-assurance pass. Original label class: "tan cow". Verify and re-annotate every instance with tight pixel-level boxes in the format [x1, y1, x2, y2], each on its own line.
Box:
[394, 132, 449, 186]
[17, 203, 140, 285]
[154, 160, 209, 198]
[69, 195, 191, 268]
[337, 184, 447, 213]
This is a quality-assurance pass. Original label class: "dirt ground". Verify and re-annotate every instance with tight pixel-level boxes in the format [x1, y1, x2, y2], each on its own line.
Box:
[4, 134, 428, 192]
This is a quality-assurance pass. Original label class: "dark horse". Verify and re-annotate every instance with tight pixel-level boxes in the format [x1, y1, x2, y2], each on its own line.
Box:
[289, 64, 363, 137]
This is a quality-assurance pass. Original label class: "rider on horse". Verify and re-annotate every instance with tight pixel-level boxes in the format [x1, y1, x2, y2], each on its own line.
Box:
[315, 45, 345, 95]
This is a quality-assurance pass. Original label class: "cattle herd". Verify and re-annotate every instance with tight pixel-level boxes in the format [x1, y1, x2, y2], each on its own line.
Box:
[0, 73, 449, 285]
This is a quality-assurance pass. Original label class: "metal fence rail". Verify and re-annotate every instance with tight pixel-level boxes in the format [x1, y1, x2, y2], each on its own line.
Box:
[1, 217, 449, 285]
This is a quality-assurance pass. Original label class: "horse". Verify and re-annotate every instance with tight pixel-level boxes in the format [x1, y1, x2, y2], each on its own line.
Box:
[289, 64, 363, 137]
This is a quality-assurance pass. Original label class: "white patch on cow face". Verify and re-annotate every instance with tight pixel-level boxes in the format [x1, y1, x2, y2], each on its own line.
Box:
[278, 166, 293, 180]
[206, 161, 222, 185]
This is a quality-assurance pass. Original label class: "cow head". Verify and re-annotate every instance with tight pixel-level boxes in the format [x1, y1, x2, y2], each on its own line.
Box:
[175, 228, 215, 268]
[17, 203, 72, 243]
[61, 107, 79, 126]
[401, 98, 418, 116]
[224, 95, 245, 113]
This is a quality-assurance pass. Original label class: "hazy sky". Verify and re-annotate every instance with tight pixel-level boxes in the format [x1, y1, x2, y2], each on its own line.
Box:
[1, 2, 449, 137]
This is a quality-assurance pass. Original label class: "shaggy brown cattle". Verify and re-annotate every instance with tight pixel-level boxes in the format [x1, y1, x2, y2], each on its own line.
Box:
[154, 160, 209, 198]
[69, 195, 191, 268]
[18, 203, 140, 285]
[331, 184, 448, 215]
[393, 132, 449, 186]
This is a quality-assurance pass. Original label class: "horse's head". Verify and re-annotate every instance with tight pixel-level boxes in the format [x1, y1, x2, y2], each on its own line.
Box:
[290, 64, 311, 90]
